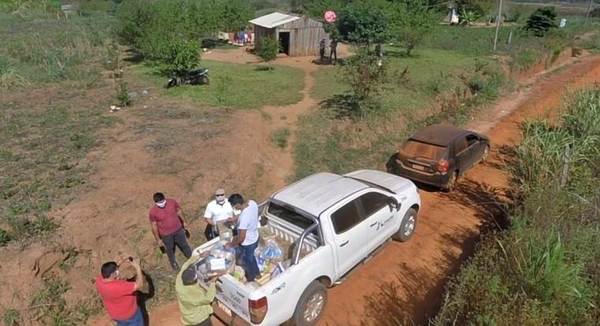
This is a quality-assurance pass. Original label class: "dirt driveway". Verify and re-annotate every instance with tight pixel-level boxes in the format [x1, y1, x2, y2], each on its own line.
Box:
[81, 50, 600, 326]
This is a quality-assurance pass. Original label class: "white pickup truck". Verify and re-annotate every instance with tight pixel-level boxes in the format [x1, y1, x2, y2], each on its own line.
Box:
[195, 169, 421, 326]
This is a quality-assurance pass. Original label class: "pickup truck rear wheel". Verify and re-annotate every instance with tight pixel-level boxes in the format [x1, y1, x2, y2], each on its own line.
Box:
[290, 281, 327, 326]
[393, 208, 418, 242]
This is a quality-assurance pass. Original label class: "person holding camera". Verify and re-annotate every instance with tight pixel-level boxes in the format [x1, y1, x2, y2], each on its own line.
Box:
[95, 256, 144, 326]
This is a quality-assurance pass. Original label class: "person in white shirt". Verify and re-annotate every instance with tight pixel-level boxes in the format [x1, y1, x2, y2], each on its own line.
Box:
[203, 188, 234, 241]
[227, 193, 260, 282]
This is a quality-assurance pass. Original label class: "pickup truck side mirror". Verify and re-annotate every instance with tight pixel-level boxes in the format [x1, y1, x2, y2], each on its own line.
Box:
[387, 197, 400, 211]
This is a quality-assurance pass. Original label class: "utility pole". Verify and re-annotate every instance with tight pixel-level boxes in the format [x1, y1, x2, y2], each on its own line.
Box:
[493, 0, 503, 52]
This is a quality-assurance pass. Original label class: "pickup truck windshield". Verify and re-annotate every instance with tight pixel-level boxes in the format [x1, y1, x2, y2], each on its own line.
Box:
[267, 202, 314, 230]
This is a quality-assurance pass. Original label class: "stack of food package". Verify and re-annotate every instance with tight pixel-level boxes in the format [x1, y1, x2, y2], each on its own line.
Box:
[195, 242, 237, 283]
[254, 239, 286, 285]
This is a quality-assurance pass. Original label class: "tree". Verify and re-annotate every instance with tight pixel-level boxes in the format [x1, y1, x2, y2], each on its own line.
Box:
[525, 7, 558, 37]
[337, 0, 390, 48]
[257, 36, 280, 68]
[340, 48, 387, 117]
[389, 0, 436, 56]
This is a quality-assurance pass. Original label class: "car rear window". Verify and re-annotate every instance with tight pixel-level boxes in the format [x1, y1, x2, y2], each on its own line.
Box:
[401, 140, 447, 160]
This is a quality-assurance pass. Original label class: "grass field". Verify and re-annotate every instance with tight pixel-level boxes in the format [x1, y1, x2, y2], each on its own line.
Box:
[133, 60, 305, 109]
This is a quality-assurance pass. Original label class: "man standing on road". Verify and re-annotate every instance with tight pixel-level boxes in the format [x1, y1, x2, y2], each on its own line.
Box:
[95, 257, 144, 326]
[149, 192, 192, 271]
[227, 193, 261, 282]
[176, 254, 217, 326]
[203, 188, 234, 241]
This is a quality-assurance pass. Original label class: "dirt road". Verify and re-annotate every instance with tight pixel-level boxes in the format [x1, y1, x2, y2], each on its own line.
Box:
[89, 52, 600, 326]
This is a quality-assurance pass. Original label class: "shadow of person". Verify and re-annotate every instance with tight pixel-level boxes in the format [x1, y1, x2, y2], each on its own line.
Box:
[136, 272, 156, 326]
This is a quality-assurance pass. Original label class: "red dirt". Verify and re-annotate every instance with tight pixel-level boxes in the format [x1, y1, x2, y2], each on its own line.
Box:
[91, 51, 600, 326]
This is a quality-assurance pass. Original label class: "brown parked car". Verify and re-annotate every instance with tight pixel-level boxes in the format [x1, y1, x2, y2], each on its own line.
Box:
[390, 124, 490, 191]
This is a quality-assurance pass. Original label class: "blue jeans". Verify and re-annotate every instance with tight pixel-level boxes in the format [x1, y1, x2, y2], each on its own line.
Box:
[115, 307, 143, 326]
[239, 240, 260, 282]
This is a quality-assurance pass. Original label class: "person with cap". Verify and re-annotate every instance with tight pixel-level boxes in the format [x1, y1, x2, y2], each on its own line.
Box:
[149, 192, 192, 271]
[176, 254, 217, 326]
[203, 188, 234, 241]
[227, 193, 261, 282]
[95, 257, 144, 326]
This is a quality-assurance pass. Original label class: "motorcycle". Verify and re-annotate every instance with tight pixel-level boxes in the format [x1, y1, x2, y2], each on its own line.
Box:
[166, 68, 209, 88]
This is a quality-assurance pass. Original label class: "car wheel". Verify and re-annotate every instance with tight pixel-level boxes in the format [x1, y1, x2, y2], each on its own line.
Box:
[201, 75, 209, 85]
[443, 170, 458, 192]
[290, 281, 327, 326]
[393, 208, 418, 242]
[481, 145, 490, 162]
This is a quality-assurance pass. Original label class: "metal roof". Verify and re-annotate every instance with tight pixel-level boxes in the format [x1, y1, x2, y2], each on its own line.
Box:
[249, 12, 300, 29]
[272, 172, 368, 217]
[409, 124, 469, 146]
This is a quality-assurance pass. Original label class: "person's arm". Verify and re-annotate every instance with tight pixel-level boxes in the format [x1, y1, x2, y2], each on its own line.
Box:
[176, 201, 187, 226]
[150, 221, 161, 247]
[230, 229, 246, 247]
[130, 258, 144, 291]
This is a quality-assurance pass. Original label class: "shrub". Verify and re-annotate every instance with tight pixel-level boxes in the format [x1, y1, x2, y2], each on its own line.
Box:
[116, 80, 131, 107]
[257, 36, 280, 66]
[525, 7, 558, 37]
[271, 128, 291, 149]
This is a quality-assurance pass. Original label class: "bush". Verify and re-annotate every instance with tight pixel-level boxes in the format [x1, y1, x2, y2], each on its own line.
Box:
[257, 36, 280, 65]
[525, 7, 558, 37]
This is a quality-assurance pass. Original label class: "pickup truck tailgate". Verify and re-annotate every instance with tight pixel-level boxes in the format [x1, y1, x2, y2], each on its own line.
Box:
[215, 274, 252, 322]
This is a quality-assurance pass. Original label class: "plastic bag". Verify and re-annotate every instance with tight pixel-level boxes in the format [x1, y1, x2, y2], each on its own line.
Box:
[257, 239, 283, 262]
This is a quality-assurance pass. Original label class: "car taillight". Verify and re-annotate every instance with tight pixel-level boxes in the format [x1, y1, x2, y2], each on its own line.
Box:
[437, 159, 449, 173]
[249, 296, 268, 324]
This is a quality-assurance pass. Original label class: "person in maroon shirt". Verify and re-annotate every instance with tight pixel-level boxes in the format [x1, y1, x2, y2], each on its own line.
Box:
[149, 192, 192, 271]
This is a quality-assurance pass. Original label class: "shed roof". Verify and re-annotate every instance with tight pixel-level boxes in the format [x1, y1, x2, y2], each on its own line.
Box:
[250, 12, 300, 29]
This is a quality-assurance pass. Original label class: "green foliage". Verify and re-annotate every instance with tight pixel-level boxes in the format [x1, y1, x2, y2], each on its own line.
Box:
[30, 277, 98, 325]
[2, 309, 21, 326]
[257, 36, 280, 64]
[337, 0, 389, 46]
[388, 0, 436, 56]
[435, 86, 600, 325]
[0, 228, 11, 246]
[116, 80, 131, 107]
[339, 48, 386, 117]
[115, 0, 252, 73]
[271, 128, 291, 149]
[526, 7, 558, 37]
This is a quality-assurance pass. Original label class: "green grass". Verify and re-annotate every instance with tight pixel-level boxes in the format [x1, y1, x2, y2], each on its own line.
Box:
[271, 128, 291, 149]
[0, 11, 114, 88]
[0, 103, 114, 243]
[134, 60, 305, 109]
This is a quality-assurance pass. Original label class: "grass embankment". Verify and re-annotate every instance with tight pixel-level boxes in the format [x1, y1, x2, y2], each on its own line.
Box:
[134, 60, 305, 109]
[296, 20, 598, 179]
[434, 87, 600, 324]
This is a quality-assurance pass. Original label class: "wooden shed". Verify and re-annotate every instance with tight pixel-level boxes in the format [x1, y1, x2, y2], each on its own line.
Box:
[250, 12, 329, 57]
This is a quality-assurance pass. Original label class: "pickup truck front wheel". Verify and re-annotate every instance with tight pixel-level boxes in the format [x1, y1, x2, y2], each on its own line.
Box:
[393, 208, 418, 242]
[290, 281, 327, 326]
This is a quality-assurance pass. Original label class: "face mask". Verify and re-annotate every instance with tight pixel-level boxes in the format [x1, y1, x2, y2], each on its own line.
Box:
[216, 195, 226, 204]
[156, 200, 167, 208]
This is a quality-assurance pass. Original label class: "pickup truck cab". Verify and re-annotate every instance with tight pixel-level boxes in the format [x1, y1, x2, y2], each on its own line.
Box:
[195, 169, 421, 326]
